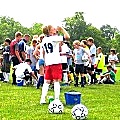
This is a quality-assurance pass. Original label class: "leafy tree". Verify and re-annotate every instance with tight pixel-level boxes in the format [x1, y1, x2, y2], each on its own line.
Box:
[29, 23, 43, 36]
[63, 12, 87, 40]
[0, 16, 31, 44]
[100, 24, 118, 40]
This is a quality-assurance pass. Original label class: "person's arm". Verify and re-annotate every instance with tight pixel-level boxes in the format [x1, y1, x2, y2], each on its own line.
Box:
[57, 26, 70, 40]
[26, 48, 30, 59]
[31, 72, 38, 81]
[33, 45, 40, 60]
[15, 43, 22, 63]
[20, 42, 26, 61]
[83, 48, 92, 63]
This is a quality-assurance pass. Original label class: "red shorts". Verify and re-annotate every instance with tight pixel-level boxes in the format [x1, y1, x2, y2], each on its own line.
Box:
[45, 64, 62, 81]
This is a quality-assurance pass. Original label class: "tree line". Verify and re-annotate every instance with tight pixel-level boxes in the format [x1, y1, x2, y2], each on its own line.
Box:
[0, 12, 120, 57]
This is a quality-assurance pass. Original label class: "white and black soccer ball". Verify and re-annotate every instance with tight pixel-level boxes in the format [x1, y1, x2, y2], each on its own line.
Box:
[48, 99, 64, 114]
[82, 53, 88, 62]
[71, 104, 88, 120]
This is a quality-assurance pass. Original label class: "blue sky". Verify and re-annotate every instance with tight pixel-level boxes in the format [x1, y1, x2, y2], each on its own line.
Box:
[0, 0, 120, 29]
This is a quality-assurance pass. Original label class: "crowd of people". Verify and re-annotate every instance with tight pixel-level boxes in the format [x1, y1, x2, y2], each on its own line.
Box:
[0, 25, 119, 104]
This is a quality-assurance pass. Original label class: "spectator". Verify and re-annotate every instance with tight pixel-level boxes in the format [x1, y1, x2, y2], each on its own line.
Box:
[10, 31, 22, 85]
[2, 38, 11, 83]
[27, 39, 38, 85]
[19, 34, 30, 61]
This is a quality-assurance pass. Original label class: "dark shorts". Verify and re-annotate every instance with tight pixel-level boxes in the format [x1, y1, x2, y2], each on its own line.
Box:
[38, 59, 45, 66]
[11, 56, 20, 66]
[84, 66, 88, 74]
[75, 64, 84, 74]
[95, 69, 102, 75]
[62, 63, 68, 70]
[87, 65, 94, 71]
[103, 79, 115, 84]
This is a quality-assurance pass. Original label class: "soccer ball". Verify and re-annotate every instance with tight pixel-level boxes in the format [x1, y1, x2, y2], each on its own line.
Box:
[48, 99, 64, 114]
[82, 53, 88, 62]
[71, 104, 88, 120]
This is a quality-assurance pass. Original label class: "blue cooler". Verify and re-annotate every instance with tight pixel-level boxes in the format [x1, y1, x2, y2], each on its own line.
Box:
[16, 79, 24, 86]
[65, 92, 81, 105]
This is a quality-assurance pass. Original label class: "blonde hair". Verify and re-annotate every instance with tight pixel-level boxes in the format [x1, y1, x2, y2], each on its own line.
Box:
[73, 40, 80, 46]
[43, 25, 53, 35]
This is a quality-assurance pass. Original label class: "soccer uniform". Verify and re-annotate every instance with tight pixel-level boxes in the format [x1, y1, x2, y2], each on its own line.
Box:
[15, 62, 32, 79]
[41, 35, 64, 81]
[27, 46, 37, 71]
[83, 46, 90, 74]
[60, 43, 69, 70]
[73, 47, 86, 74]
[108, 54, 118, 69]
[96, 52, 105, 74]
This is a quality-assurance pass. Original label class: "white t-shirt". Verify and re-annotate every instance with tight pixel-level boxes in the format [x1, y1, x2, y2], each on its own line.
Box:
[108, 54, 118, 61]
[60, 43, 69, 63]
[90, 44, 96, 65]
[15, 63, 32, 78]
[41, 36, 64, 66]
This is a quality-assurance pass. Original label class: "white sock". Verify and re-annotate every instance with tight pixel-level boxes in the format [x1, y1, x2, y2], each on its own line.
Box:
[37, 73, 40, 79]
[54, 82, 60, 100]
[101, 77, 107, 83]
[5, 73, 10, 82]
[40, 81, 50, 102]
[87, 73, 91, 84]
[63, 73, 68, 83]
[3, 72, 6, 79]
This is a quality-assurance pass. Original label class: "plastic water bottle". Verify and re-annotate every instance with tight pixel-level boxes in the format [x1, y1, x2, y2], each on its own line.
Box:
[48, 96, 54, 104]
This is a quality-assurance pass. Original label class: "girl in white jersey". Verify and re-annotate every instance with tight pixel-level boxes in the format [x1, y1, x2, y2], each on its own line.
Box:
[108, 49, 119, 71]
[40, 25, 70, 104]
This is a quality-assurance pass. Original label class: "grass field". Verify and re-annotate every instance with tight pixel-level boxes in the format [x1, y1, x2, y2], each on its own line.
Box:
[0, 67, 120, 120]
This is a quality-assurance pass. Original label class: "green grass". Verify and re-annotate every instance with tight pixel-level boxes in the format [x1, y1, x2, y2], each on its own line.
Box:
[0, 67, 120, 120]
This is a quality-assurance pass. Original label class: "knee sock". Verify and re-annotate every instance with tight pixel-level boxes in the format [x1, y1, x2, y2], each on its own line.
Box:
[75, 76, 79, 86]
[3, 72, 6, 80]
[81, 77, 84, 87]
[54, 82, 60, 100]
[37, 76, 44, 89]
[40, 81, 50, 102]
[63, 73, 68, 83]
[84, 76, 86, 84]
[12, 71, 16, 84]
[5, 73, 10, 82]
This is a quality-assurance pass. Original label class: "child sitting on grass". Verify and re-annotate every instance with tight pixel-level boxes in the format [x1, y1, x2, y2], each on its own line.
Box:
[98, 65, 115, 84]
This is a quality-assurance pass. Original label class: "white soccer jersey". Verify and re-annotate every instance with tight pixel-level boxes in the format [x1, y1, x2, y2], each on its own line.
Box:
[90, 44, 96, 65]
[60, 43, 69, 63]
[15, 63, 32, 78]
[41, 36, 64, 66]
[108, 54, 118, 62]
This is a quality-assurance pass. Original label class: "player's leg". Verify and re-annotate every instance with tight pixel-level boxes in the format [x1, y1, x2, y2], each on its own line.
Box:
[40, 65, 51, 104]
[62, 63, 68, 84]
[37, 59, 44, 89]
[80, 64, 85, 87]
[52, 64, 62, 100]
[74, 64, 79, 87]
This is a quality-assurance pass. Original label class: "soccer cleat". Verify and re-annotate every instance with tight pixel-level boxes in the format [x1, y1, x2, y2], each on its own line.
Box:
[40, 100, 46, 105]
